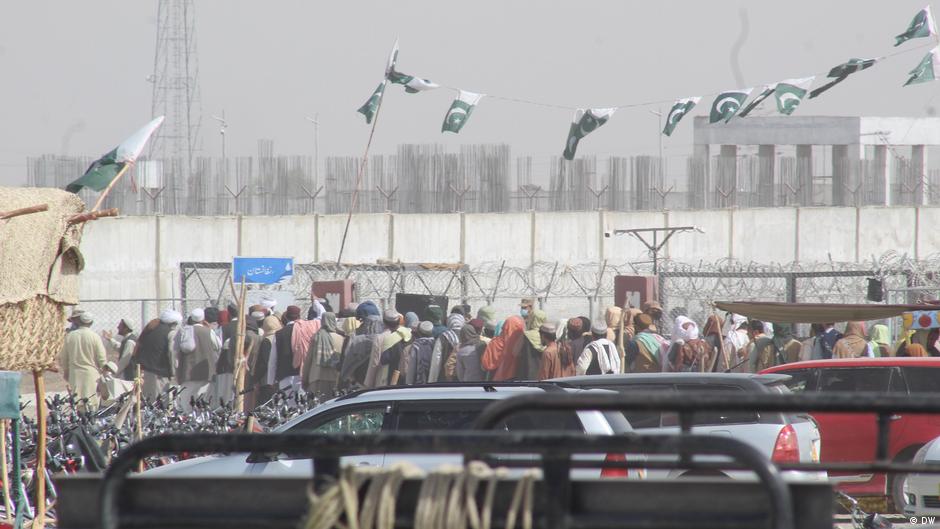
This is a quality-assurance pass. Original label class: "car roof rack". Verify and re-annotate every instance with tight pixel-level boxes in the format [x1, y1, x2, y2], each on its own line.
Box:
[335, 381, 568, 401]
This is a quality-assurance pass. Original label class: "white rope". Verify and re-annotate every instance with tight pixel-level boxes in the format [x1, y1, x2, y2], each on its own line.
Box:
[504, 469, 539, 529]
[304, 462, 536, 529]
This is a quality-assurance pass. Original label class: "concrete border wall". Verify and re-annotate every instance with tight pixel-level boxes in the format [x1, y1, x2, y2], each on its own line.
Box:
[82, 206, 938, 300]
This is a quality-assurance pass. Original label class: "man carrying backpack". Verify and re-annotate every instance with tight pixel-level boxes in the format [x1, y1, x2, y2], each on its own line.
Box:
[176, 309, 219, 411]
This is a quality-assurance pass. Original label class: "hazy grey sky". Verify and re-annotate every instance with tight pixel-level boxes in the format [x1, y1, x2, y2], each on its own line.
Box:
[1, 0, 938, 185]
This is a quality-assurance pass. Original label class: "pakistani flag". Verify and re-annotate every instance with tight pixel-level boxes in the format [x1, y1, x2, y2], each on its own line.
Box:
[562, 108, 615, 160]
[387, 70, 439, 93]
[442, 91, 484, 133]
[662, 97, 700, 136]
[809, 58, 878, 99]
[708, 89, 752, 123]
[386, 39, 399, 78]
[65, 116, 165, 194]
[737, 85, 776, 118]
[774, 77, 815, 115]
[357, 82, 386, 123]
[895, 6, 937, 46]
[905, 47, 940, 86]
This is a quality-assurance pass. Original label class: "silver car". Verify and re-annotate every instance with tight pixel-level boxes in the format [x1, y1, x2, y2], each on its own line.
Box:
[553, 373, 826, 482]
[146, 383, 637, 478]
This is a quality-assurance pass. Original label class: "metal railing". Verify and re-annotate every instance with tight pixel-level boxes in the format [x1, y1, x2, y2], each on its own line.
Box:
[97, 390, 940, 529]
[99, 431, 792, 529]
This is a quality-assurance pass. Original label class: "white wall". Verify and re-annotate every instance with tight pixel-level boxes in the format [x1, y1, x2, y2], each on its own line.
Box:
[78, 206, 940, 301]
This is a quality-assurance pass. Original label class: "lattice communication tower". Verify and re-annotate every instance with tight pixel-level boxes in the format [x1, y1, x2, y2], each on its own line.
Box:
[148, 0, 202, 180]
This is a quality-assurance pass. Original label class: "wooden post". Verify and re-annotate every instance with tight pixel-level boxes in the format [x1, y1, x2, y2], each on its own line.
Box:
[135, 364, 143, 442]
[135, 364, 144, 473]
[233, 281, 248, 413]
[0, 420, 10, 523]
[32, 371, 46, 529]
[91, 164, 132, 212]
[0, 204, 48, 220]
[617, 304, 627, 374]
[66, 208, 119, 226]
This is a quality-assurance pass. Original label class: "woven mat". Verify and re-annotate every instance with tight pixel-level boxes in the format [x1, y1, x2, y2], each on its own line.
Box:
[0, 295, 65, 371]
[0, 187, 85, 306]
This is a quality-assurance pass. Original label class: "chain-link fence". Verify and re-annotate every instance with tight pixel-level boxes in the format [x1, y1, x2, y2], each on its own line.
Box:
[72, 298, 212, 336]
[68, 254, 940, 340]
[171, 253, 940, 336]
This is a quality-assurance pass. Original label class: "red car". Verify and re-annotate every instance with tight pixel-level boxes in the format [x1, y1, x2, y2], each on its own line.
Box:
[762, 357, 940, 507]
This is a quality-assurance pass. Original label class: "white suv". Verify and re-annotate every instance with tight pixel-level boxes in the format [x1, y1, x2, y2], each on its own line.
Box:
[147, 383, 636, 478]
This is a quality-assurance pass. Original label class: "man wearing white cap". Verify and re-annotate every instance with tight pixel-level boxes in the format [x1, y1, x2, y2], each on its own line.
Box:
[175, 308, 218, 411]
[136, 308, 182, 399]
[261, 298, 278, 318]
[59, 311, 108, 411]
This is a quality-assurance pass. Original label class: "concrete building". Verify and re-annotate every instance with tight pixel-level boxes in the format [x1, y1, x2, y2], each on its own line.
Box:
[692, 116, 940, 207]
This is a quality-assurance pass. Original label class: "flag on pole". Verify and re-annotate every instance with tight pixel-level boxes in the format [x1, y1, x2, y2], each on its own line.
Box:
[357, 82, 386, 124]
[65, 116, 165, 193]
[809, 58, 878, 99]
[442, 91, 484, 133]
[562, 108, 616, 160]
[774, 77, 815, 115]
[895, 6, 937, 46]
[737, 85, 777, 118]
[662, 97, 700, 136]
[386, 39, 399, 78]
[905, 47, 940, 86]
[387, 70, 439, 93]
[708, 89, 752, 123]
[383, 39, 438, 93]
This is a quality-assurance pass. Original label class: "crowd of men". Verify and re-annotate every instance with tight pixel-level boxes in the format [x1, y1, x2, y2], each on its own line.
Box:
[57, 296, 923, 411]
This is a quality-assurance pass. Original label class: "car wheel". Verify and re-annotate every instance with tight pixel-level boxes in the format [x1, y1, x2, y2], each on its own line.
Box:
[889, 447, 921, 513]
[890, 473, 907, 514]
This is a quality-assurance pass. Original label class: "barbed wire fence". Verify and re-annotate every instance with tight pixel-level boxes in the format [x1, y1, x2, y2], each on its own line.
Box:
[158, 252, 940, 339]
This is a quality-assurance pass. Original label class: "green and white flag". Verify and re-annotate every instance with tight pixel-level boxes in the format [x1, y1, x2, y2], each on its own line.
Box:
[357, 40, 400, 124]
[662, 97, 700, 136]
[708, 89, 752, 123]
[774, 77, 815, 115]
[737, 84, 776, 118]
[386, 39, 399, 78]
[66, 116, 165, 193]
[809, 58, 878, 99]
[442, 90, 484, 133]
[387, 70, 439, 93]
[895, 6, 937, 46]
[905, 47, 940, 86]
[357, 82, 386, 124]
[563, 108, 615, 160]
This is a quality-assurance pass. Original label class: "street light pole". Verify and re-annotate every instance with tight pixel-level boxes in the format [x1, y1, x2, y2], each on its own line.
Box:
[211, 111, 228, 160]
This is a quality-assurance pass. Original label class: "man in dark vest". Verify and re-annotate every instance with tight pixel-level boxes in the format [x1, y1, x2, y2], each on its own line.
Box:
[275, 305, 302, 393]
[134, 309, 181, 399]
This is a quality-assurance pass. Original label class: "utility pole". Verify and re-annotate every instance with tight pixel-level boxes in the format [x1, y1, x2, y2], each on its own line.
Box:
[606, 226, 703, 275]
[305, 114, 320, 183]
